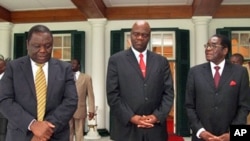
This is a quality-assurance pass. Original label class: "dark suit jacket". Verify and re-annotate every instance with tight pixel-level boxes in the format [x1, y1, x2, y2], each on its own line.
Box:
[106, 49, 174, 141]
[185, 61, 250, 141]
[0, 56, 78, 141]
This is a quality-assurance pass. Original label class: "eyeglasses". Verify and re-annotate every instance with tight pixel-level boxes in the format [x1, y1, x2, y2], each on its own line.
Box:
[204, 44, 223, 49]
[131, 32, 150, 38]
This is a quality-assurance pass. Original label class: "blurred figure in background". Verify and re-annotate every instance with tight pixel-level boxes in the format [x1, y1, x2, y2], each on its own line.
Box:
[230, 53, 244, 65]
[69, 58, 95, 141]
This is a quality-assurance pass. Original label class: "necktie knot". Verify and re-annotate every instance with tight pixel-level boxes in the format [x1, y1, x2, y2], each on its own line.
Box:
[214, 66, 220, 71]
[36, 63, 45, 68]
[139, 53, 143, 58]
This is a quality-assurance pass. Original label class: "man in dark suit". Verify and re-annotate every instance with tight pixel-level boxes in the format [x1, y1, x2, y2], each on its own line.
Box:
[0, 25, 78, 141]
[0, 55, 9, 141]
[106, 20, 174, 141]
[185, 34, 250, 141]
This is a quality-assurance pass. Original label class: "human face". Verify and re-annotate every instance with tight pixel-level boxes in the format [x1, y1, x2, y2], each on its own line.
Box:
[27, 32, 53, 64]
[130, 21, 151, 52]
[230, 56, 241, 65]
[71, 59, 79, 72]
[205, 36, 228, 65]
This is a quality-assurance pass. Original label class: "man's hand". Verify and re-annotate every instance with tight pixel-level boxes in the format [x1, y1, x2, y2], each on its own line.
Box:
[130, 115, 159, 128]
[200, 131, 220, 141]
[30, 121, 55, 141]
[218, 133, 229, 141]
[88, 112, 95, 120]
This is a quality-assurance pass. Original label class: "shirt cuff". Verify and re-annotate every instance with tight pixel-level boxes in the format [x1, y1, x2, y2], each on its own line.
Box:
[196, 128, 205, 139]
[28, 119, 36, 131]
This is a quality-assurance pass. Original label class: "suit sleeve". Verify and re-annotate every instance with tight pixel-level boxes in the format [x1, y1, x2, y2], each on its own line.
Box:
[45, 63, 78, 132]
[152, 58, 174, 123]
[106, 56, 135, 125]
[86, 75, 95, 113]
[0, 62, 35, 133]
[185, 68, 204, 134]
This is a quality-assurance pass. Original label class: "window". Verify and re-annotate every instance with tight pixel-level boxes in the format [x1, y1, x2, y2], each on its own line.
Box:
[231, 31, 250, 60]
[52, 34, 72, 61]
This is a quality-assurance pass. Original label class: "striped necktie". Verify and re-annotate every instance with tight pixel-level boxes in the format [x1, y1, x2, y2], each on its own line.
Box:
[35, 63, 46, 121]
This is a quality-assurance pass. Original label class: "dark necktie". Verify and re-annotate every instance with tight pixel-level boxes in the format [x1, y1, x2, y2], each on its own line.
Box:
[214, 66, 220, 88]
[139, 53, 146, 78]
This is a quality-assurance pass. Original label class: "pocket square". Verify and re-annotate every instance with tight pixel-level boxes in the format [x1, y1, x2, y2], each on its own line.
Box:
[230, 80, 236, 86]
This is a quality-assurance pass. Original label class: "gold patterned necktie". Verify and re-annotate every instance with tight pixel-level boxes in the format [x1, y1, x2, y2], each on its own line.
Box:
[35, 63, 46, 121]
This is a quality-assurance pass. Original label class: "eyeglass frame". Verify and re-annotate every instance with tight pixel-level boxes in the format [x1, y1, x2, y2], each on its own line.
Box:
[204, 43, 224, 49]
[131, 32, 150, 38]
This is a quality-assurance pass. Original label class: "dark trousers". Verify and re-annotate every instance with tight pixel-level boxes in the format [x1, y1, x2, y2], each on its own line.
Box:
[0, 113, 7, 141]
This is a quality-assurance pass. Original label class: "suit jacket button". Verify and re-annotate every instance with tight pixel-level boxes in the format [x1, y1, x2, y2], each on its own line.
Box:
[145, 97, 148, 101]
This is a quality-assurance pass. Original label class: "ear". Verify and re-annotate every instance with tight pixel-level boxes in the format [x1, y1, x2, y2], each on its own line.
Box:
[223, 47, 228, 56]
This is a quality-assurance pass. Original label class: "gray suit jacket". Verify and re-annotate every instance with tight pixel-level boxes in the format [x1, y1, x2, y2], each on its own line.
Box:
[185, 61, 250, 141]
[0, 56, 78, 141]
[106, 49, 174, 141]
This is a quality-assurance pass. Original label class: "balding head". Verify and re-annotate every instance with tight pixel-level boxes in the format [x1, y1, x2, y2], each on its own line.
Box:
[130, 21, 151, 52]
[132, 21, 151, 33]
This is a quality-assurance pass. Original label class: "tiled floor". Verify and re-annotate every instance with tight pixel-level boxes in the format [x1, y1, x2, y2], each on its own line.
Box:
[84, 136, 192, 141]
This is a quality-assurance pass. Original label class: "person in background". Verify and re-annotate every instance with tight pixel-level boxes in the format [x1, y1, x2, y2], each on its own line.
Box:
[230, 53, 250, 125]
[0, 25, 78, 141]
[69, 58, 95, 141]
[230, 53, 244, 65]
[0, 55, 11, 141]
[185, 34, 250, 141]
[106, 20, 174, 141]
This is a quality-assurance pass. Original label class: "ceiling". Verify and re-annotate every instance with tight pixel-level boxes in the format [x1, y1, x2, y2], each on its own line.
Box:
[0, 0, 250, 23]
[0, 0, 250, 11]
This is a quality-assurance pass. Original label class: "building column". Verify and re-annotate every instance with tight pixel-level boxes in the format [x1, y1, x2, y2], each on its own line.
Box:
[0, 22, 13, 58]
[192, 16, 212, 65]
[88, 18, 107, 130]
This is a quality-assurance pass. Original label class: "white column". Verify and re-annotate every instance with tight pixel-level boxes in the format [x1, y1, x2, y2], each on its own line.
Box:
[88, 18, 107, 129]
[192, 16, 212, 65]
[0, 22, 13, 58]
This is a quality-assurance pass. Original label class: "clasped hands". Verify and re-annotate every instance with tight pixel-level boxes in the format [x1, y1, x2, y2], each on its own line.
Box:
[200, 131, 229, 141]
[30, 121, 55, 141]
[130, 114, 159, 128]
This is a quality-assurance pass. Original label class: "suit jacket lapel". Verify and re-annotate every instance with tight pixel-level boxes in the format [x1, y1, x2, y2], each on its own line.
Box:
[202, 62, 215, 89]
[145, 51, 154, 80]
[20, 56, 36, 97]
[219, 61, 232, 88]
[47, 59, 57, 99]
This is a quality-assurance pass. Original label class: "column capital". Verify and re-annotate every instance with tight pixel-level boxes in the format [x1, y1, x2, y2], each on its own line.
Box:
[192, 16, 212, 25]
[0, 22, 13, 30]
[88, 18, 107, 27]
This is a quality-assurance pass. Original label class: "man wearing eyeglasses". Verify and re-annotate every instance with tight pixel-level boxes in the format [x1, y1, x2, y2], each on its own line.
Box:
[106, 21, 174, 141]
[185, 34, 250, 141]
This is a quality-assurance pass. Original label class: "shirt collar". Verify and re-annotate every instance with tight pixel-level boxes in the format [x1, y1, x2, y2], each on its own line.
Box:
[131, 46, 147, 58]
[210, 59, 225, 71]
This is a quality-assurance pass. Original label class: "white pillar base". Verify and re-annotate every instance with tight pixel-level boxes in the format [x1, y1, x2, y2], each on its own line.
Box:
[84, 125, 101, 139]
